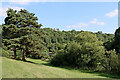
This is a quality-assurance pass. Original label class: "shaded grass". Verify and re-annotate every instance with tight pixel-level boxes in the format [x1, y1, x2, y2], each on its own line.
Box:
[26, 58, 120, 79]
[79, 70, 120, 79]
[2, 57, 120, 79]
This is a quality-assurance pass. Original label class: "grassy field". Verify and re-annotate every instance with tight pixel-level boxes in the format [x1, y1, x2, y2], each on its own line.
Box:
[2, 57, 120, 79]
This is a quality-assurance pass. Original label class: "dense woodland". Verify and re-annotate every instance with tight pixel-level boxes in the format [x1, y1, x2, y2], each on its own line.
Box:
[1, 8, 120, 75]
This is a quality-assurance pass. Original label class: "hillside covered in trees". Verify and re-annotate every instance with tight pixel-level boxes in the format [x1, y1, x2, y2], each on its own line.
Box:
[1, 8, 120, 77]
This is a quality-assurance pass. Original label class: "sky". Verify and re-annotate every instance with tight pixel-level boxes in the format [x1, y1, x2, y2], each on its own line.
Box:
[0, 1, 118, 34]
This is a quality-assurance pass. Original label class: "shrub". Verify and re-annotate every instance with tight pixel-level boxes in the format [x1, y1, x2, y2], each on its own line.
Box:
[51, 41, 106, 71]
[51, 53, 68, 66]
[102, 49, 119, 73]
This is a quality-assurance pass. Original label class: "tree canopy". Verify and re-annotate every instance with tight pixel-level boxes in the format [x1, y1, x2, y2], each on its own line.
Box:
[2, 8, 46, 61]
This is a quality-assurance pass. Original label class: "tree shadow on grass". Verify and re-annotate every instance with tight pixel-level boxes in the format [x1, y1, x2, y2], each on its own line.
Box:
[24, 60, 37, 64]
[79, 70, 120, 79]
[9, 57, 43, 65]
[40, 62, 120, 79]
[42, 62, 74, 70]
[16, 58, 120, 79]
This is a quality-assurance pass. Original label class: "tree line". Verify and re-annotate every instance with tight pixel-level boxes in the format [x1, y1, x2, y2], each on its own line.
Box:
[1, 8, 120, 75]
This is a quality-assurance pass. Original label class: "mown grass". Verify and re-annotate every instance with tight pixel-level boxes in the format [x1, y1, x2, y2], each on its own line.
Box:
[2, 57, 120, 79]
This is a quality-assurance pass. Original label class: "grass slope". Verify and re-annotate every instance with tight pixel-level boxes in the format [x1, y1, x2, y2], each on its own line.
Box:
[2, 57, 120, 78]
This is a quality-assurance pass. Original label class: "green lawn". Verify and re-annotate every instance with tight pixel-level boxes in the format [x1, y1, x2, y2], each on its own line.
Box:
[2, 57, 120, 79]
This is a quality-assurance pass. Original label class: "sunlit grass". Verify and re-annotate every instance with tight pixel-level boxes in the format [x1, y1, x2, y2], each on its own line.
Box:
[2, 57, 120, 79]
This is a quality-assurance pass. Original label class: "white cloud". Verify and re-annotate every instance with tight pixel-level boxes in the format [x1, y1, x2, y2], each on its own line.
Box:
[66, 23, 89, 29]
[90, 18, 97, 24]
[96, 22, 105, 26]
[106, 9, 118, 17]
[8, 0, 46, 5]
[90, 18, 105, 26]
[66, 18, 105, 29]
[0, 5, 24, 17]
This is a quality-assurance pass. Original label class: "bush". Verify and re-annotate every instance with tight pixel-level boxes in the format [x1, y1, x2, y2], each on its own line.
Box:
[102, 49, 119, 73]
[51, 41, 106, 71]
[51, 32, 107, 71]
[65, 42, 82, 67]
[51, 53, 68, 66]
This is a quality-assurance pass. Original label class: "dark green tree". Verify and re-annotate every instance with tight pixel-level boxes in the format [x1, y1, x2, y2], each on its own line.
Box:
[114, 27, 120, 73]
[2, 8, 43, 61]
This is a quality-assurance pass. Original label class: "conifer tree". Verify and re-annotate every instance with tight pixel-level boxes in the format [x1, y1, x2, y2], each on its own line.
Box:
[2, 8, 43, 61]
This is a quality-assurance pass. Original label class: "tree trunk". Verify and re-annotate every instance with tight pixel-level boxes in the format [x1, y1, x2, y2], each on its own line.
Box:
[14, 49, 16, 59]
[22, 47, 26, 61]
[26, 47, 29, 57]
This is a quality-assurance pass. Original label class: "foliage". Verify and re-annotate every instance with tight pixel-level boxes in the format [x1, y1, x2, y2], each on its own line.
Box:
[50, 31, 119, 75]
[51, 32, 106, 71]
[2, 8, 48, 61]
[101, 50, 119, 74]
[95, 31, 114, 43]
[114, 27, 120, 74]
[114, 27, 120, 53]
[51, 42, 82, 66]
[2, 8, 119, 76]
